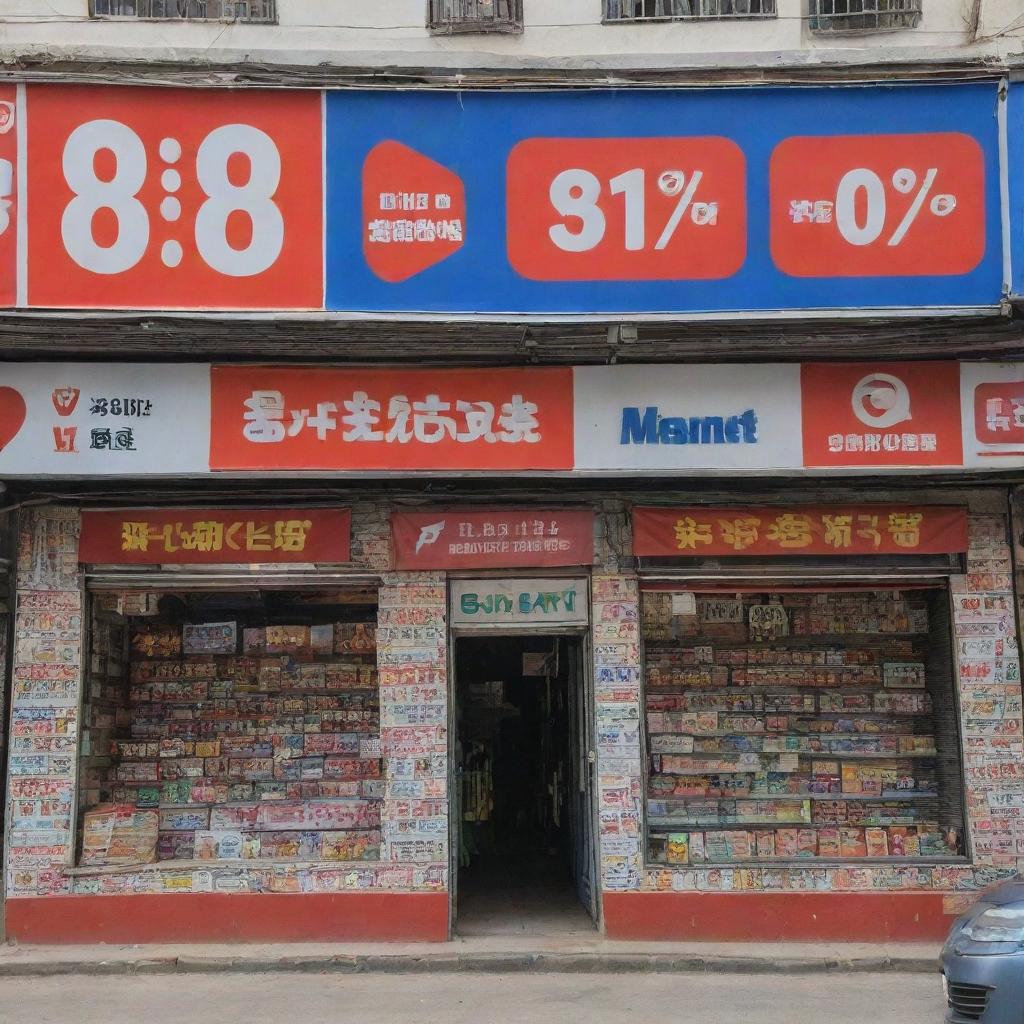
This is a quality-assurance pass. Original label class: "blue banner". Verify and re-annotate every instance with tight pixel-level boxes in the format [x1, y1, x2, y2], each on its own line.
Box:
[325, 83, 1002, 316]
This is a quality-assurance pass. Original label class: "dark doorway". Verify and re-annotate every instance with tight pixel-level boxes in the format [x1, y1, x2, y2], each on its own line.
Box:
[453, 634, 597, 936]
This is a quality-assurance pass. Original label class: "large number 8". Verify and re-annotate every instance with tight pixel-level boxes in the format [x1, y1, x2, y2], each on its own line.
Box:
[195, 124, 284, 278]
[62, 119, 150, 275]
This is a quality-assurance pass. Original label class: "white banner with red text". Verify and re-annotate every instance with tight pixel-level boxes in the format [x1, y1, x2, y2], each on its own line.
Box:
[0, 361, 1020, 477]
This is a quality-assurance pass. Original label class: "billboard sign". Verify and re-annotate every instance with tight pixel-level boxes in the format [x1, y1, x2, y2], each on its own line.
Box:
[0, 82, 1003, 316]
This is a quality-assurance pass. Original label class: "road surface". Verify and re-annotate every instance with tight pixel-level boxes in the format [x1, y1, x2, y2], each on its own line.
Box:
[0, 971, 944, 1024]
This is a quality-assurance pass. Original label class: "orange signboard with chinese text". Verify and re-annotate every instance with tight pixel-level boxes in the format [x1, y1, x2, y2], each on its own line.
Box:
[632, 506, 968, 557]
[79, 509, 351, 565]
[209, 366, 574, 472]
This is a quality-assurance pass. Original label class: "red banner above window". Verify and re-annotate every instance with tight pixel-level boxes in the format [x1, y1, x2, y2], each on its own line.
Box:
[632, 506, 968, 558]
[79, 508, 351, 565]
[391, 509, 594, 570]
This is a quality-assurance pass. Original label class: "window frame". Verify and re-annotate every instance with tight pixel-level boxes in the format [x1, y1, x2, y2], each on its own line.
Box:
[602, 0, 778, 23]
[89, 1, 278, 24]
[807, 0, 922, 35]
[426, 0, 525, 35]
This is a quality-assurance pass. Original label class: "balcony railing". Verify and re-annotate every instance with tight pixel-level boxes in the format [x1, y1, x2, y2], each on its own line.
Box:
[809, 0, 921, 32]
[427, 0, 524, 34]
[91, 0, 276, 22]
[604, 0, 776, 20]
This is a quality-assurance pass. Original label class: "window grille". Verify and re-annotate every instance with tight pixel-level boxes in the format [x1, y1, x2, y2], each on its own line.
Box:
[91, 0, 276, 22]
[604, 0, 776, 21]
[427, 0, 524, 34]
[809, 0, 921, 33]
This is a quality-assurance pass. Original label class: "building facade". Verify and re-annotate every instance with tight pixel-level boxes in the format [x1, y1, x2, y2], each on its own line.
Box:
[0, 1, 1024, 945]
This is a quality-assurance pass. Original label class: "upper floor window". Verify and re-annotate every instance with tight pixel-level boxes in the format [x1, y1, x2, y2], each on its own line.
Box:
[427, 0, 524, 34]
[809, 0, 921, 32]
[604, 0, 776, 21]
[90, 0, 277, 22]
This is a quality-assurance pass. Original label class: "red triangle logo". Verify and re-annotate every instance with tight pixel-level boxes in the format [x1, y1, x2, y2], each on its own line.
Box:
[362, 141, 466, 284]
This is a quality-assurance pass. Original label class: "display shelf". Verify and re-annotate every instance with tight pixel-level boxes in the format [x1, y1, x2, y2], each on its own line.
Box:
[647, 730, 932, 738]
[652, 746, 938, 756]
[645, 687, 924, 696]
[112, 775, 380, 787]
[231, 688, 379, 697]
[132, 654, 375, 664]
[651, 792, 940, 802]
[128, 690, 379, 706]
[644, 633, 929, 649]
[161, 825, 379, 833]
[650, 820, 814, 830]
[157, 798, 378, 808]
[653, 753, 939, 776]
[645, 658, 892, 671]
[113, 752, 380, 763]
[65, 855, 387, 877]
[647, 855, 969, 867]
[649, 709, 933, 720]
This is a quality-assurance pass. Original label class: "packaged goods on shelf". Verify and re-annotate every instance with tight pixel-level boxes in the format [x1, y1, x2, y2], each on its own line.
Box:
[666, 833, 688, 863]
[130, 626, 182, 659]
[642, 589, 962, 866]
[80, 805, 159, 866]
[182, 622, 237, 655]
[884, 663, 927, 689]
[79, 604, 382, 868]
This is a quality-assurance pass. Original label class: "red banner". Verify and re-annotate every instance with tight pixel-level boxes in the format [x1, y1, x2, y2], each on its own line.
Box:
[392, 509, 594, 570]
[633, 506, 968, 557]
[210, 366, 574, 472]
[79, 508, 351, 565]
[801, 362, 963, 468]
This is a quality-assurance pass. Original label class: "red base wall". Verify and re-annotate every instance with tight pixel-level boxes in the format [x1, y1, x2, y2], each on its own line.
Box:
[603, 892, 954, 942]
[5, 893, 450, 944]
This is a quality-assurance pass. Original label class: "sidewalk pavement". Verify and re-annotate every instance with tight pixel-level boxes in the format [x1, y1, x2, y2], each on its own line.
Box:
[0, 936, 944, 976]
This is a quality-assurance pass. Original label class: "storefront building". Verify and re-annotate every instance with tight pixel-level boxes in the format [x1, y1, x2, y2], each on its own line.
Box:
[2, 78, 1024, 944]
[0, 359, 1021, 944]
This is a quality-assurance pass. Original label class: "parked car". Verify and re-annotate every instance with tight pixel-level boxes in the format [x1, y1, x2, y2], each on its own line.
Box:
[941, 879, 1024, 1022]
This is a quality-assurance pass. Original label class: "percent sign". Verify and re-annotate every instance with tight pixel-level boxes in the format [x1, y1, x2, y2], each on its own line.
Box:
[836, 167, 957, 248]
[548, 166, 719, 254]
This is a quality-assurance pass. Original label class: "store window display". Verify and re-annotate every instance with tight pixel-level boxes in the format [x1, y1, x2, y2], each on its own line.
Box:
[77, 589, 381, 868]
[642, 588, 965, 866]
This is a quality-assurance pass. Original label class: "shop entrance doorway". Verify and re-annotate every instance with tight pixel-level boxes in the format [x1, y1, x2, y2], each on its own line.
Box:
[452, 634, 598, 936]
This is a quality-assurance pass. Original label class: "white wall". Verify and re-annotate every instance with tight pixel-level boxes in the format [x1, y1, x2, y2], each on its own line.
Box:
[0, 0, 1018, 70]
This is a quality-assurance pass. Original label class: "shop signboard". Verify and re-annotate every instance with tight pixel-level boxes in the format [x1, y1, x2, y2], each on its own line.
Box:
[391, 509, 594, 570]
[450, 579, 590, 628]
[209, 366, 574, 471]
[632, 505, 969, 557]
[959, 362, 1024, 466]
[800, 362, 963, 468]
[0, 363, 209, 475]
[1, 361, 1023, 477]
[78, 508, 352, 564]
[574, 364, 801, 472]
[0, 81, 1003, 315]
